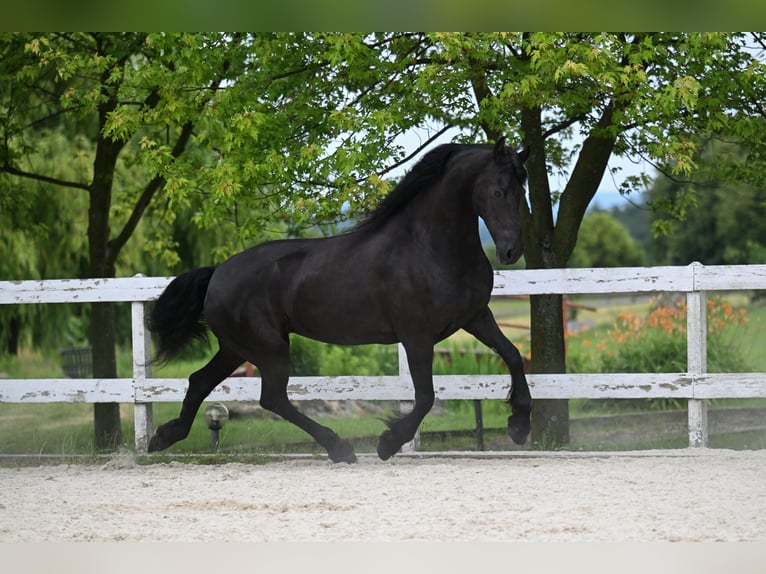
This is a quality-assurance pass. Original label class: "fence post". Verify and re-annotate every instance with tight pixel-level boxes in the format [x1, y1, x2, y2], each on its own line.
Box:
[687, 263, 708, 447]
[131, 297, 154, 453]
[397, 343, 420, 452]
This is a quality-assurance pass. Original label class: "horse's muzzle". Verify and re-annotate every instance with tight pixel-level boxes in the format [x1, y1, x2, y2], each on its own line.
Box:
[498, 246, 523, 265]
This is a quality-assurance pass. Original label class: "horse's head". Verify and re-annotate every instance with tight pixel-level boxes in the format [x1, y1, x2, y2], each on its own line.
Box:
[472, 137, 530, 265]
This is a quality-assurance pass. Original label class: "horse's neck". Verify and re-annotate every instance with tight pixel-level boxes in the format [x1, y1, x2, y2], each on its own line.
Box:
[401, 177, 483, 258]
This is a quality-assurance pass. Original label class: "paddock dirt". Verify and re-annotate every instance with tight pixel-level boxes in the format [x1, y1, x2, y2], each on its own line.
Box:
[1, 449, 765, 542]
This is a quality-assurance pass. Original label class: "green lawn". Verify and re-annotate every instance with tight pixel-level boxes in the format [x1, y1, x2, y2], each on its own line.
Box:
[0, 399, 510, 455]
[732, 300, 766, 371]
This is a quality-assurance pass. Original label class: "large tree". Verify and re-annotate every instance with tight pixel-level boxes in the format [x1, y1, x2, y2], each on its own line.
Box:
[0, 33, 323, 448]
[1, 33, 232, 448]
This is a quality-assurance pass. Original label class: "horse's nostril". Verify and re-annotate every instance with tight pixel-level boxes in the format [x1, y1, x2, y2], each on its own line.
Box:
[505, 246, 523, 264]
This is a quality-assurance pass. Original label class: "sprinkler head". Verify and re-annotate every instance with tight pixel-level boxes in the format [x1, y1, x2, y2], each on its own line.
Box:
[204, 403, 229, 431]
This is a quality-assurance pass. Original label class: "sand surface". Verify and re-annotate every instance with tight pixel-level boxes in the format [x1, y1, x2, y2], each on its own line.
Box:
[1, 450, 765, 542]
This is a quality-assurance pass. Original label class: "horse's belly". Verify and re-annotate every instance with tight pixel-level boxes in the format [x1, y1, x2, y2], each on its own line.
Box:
[288, 292, 398, 345]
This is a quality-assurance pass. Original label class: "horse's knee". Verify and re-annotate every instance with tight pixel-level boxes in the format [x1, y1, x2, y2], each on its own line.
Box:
[505, 344, 525, 374]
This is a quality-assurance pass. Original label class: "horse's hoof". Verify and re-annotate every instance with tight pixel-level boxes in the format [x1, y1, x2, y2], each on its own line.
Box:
[147, 433, 167, 452]
[328, 440, 357, 464]
[376, 430, 400, 461]
[147, 420, 186, 452]
[507, 413, 531, 445]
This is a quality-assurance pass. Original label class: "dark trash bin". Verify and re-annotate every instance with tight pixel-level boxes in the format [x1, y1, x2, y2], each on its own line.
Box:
[59, 346, 93, 378]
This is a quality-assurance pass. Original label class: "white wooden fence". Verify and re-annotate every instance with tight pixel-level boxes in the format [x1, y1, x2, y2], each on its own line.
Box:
[2, 262, 766, 453]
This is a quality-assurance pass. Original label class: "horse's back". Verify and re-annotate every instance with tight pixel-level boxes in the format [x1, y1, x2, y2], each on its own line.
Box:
[202, 233, 399, 345]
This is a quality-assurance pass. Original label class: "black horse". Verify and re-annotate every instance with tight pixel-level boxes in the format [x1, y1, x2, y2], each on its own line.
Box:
[148, 137, 532, 462]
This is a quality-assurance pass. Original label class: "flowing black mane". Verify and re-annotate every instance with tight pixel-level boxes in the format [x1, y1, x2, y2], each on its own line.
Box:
[352, 143, 465, 232]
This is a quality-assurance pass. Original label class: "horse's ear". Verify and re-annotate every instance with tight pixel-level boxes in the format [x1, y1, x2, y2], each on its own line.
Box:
[493, 136, 507, 163]
[517, 144, 530, 164]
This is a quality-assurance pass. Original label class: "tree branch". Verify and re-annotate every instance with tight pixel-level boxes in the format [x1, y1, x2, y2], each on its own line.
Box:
[542, 114, 588, 139]
[107, 121, 195, 268]
[374, 124, 454, 179]
[106, 44, 237, 268]
[554, 101, 619, 260]
[0, 163, 89, 191]
[467, 64, 501, 142]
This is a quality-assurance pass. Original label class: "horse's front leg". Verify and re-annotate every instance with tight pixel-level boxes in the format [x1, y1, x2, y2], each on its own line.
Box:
[377, 341, 434, 460]
[464, 306, 532, 445]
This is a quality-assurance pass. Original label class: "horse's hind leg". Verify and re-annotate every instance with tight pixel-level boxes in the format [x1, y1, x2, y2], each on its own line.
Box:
[255, 341, 357, 464]
[148, 348, 242, 452]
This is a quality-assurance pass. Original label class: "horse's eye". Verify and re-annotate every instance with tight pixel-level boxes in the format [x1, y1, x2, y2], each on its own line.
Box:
[494, 189, 503, 198]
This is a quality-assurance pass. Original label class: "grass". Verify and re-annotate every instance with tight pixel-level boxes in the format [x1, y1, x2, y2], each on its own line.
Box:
[2, 294, 765, 456]
[729, 299, 766, 371]
[0, 400, 506, 456]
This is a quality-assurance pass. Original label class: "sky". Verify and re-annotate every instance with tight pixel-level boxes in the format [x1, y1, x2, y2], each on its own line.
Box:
[582, 153, 653, 210]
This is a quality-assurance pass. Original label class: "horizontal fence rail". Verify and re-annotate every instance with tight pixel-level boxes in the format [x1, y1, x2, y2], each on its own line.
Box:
[2, 262, 766, 452]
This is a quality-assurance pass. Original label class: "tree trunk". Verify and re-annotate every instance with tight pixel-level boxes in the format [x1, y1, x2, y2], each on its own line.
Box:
[89, 82, 124, 451]
[89, 233, 123, 450]
[83, 44, 197, 451]
[92, 302, 122, 451]
[6, 316, 20, 355]
[89, 193, 123, 452]
[519, 101, 619, 448]
[518, 106, 571, 447]
[529, 294, 569, 447]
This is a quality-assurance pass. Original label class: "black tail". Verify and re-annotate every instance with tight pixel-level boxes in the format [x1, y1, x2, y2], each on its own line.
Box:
[150, 266, 217, 363]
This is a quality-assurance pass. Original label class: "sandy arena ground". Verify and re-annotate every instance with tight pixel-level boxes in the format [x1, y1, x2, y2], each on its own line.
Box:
[1, 449, 765, 542]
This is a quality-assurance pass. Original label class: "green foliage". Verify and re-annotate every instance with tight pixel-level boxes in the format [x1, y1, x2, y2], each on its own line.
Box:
[569, 212, 646, 268]
[432, 339, 508, 375]
[4, 32, 766, 269]
[649, 141, 766, 265]
[288, 335, 397, 377]
[0, 128, 93, 351]
[2, 32, 764, 254]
